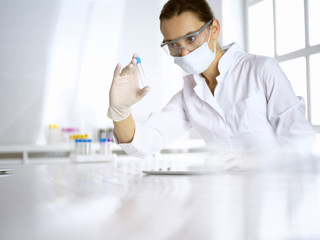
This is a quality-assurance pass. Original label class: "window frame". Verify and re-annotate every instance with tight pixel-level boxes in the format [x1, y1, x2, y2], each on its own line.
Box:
[244, 0, 320, 132]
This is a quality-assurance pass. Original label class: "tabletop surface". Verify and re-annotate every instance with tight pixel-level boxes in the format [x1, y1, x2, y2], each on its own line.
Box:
[1, 152, 320, 240]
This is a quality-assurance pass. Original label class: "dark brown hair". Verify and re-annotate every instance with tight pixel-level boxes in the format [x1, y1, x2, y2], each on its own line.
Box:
[159, 0, 214, 23]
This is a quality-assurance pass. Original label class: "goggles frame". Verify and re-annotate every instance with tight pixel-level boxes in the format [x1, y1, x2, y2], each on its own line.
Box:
[160, 18, 214, 48]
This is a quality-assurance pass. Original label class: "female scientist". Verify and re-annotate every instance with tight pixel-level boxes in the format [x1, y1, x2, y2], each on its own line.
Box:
[107, 0, 315, 158]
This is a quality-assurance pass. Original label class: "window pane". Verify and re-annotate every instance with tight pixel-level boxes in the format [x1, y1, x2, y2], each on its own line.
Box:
[280, 57, 308, 116]
[248, 0, 274, 57]
[308, 0, 320, 46]
[310, 53, 320, 125]
[275, 0, 305, 55]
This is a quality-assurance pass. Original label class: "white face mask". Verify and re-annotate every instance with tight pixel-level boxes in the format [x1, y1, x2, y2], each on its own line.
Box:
[173, 39, 216, 74]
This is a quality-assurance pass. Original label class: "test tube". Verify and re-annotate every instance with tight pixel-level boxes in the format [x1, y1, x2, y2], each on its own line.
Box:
[135, 57, 147, 87]
[99, 138, 106, 154]
[75, 139, 82, 155]
[107, 138, 112, 154]
[84, 139, 92, 155]
[47, 124, 61, 144]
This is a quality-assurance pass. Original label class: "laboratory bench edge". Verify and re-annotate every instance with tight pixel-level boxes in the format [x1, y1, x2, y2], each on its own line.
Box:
[0, 139, 207, 165]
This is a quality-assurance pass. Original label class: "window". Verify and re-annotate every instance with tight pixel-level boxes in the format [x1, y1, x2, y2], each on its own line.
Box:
[246, 0, 320, 130]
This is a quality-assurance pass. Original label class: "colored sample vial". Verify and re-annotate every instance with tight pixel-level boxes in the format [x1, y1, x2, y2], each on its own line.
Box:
[107, 138, 112, 154]
[75, 139, 82, 155]
[99, 138, 107, 154]
[47, 124, 61, 144]
[61, 128, 80, 143]
[84, 139, 92, 155]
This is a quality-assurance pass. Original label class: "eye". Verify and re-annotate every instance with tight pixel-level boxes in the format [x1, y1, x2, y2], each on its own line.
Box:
[168, 42, 178, 49]
[186, 35, 196, 43]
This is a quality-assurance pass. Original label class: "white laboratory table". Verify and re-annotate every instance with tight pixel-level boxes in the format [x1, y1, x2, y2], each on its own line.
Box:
[1, 152, 320, 240]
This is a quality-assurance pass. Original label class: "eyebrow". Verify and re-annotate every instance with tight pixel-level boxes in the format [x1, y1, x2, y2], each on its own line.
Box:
[165, 29, 200, 42]
[161, 19, 214, 45]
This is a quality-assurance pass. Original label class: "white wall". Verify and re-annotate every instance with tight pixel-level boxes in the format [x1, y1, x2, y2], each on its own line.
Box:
[220, 0, 245, 49]
[0, 0, 245, 144]
[0, 0, 61, 144]
[42, 0, 127, 142]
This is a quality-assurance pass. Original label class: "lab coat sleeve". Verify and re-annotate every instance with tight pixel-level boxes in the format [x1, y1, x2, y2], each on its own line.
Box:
[262, 58, 315, 146]
[116, 91, 192, 158]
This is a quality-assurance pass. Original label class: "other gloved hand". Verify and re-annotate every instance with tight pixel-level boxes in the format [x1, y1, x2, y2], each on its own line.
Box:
[107, 54, 151, 122]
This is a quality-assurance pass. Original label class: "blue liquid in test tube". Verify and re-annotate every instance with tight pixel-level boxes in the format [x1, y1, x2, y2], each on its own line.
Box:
[135, 57, 147, 87]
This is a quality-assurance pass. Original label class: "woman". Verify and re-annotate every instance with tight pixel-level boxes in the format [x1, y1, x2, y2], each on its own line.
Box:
[107, 0, 315, 158]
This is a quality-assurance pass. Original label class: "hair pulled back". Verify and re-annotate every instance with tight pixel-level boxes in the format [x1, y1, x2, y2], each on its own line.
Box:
[159, 0, 214, 23]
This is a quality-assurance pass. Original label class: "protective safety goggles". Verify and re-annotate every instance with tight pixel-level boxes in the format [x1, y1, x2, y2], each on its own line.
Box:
[160, 19, 214, 57]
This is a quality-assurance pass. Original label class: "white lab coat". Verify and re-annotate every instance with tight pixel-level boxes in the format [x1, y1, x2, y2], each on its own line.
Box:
[117, 43, 315, 158]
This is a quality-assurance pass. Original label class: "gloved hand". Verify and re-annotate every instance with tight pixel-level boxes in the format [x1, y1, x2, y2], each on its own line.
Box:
[107, 54, 151, 122]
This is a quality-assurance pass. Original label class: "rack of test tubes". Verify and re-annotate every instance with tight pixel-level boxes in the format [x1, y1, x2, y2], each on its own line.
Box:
[70, 137, 116, 163]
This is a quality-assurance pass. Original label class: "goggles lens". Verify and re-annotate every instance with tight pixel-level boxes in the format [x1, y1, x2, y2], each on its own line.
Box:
[161, 19, 213, 56]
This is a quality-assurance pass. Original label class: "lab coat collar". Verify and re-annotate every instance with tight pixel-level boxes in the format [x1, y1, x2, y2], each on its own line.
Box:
[192, 73, 225, 119]
[193, 74, 208, 100]
[217, 42, 242, 80]
[191, 43, 242, 118]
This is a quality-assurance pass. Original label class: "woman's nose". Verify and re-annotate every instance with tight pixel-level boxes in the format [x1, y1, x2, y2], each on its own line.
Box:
[180, 48, 190, 57]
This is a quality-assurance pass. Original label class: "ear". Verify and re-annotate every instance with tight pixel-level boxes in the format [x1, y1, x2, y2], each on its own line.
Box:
[211, 18, 221, 40]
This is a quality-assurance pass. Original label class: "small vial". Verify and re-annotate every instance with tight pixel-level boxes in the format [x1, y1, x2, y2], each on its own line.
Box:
[88, 139, 92, 155]
[135, 57, 147, 87]
[80, 139, 86, 155]
[84, 139, 92, 155]
[107, 138, 112, 154]
[47, 124, 61, 144]
[75, 139, 81, 155]
[99, 138, 106, 154]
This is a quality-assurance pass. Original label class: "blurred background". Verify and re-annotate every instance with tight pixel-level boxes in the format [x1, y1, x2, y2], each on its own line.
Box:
[0, 0, 319, 145]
